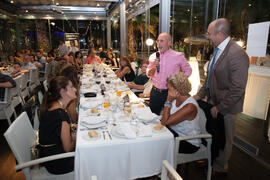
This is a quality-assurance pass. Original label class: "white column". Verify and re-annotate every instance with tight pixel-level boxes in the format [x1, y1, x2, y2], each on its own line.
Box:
[120, 1, 127, 56]
[159, 0, 171, 33]
[106, 17, 111, 48]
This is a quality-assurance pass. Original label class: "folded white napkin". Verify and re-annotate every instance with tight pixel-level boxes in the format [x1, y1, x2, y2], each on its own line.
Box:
[137, 124, 152, 137]
[133, 107, 158, 122]
[119, 123, 136, 139]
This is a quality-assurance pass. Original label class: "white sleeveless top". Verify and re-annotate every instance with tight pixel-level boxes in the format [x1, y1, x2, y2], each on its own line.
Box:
[170, 96, 207, 147]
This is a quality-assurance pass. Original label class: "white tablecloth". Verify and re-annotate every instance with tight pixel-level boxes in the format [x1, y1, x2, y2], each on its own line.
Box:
[75, 64, 174, 180]
[75, 124, 174, 180]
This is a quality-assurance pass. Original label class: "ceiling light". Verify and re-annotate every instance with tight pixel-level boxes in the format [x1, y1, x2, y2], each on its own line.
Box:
[248, 4, 252, 7]
[56, 2, 59, 6]
[51, 22, 55, 26]
[10, 0, 14, 3]
[25, 10, 28, 13]
[97, 4, 100, 7]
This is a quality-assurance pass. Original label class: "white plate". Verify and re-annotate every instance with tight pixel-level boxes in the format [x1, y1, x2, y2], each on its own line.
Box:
[81, 116, 105, 125]
[80, 121, 107, 129]
[81, 131, 101, 141]
[80, 98, 102, 109]
[110, 126, 126, 138]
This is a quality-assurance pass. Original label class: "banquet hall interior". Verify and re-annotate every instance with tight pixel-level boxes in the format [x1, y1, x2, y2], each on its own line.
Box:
[0, 0, 270, 180]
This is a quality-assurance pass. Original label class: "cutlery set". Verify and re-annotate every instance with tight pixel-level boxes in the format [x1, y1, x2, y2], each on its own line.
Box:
[102, 130, 112, 140]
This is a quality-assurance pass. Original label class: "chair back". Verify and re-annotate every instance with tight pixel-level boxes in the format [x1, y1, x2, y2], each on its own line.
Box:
[44, 63, 49, 82]
[4, 112, 36, 178]
[29, 69, 40, 91]
[0, 87, 16, 125]
[20, 72, 30, 101]
[11, 75, 24, 108]
[43, 79, 48, 91]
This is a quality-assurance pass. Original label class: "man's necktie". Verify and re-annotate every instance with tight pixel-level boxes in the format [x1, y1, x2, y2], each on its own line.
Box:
[206, 47, 219, 89]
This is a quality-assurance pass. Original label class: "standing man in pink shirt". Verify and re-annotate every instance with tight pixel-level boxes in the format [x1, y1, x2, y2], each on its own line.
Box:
[147, 32, 192, 115]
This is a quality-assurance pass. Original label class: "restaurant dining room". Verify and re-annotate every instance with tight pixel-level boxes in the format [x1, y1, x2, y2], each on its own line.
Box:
[0, 0, 270, 180]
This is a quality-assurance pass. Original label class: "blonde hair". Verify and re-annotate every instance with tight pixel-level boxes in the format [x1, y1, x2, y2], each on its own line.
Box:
[167, 72, 191, 96]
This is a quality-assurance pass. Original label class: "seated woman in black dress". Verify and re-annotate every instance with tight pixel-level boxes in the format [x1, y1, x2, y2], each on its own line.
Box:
[104, 48, 118, 68]
[39, 76, 77, 174]
[115, 56, 135, 82]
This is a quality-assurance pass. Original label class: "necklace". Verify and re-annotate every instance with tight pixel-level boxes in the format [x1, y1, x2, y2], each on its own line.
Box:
[57, 100, 66, 111]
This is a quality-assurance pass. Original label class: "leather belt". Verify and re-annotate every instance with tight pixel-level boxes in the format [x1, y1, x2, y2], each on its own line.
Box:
[152, 86, 168, 93]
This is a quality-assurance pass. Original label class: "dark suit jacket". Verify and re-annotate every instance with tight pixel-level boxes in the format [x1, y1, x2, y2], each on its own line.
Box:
[198, 39, 249, 114]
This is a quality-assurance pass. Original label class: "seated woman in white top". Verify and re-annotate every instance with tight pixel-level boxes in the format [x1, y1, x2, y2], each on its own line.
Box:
[161, 72, 206, 153]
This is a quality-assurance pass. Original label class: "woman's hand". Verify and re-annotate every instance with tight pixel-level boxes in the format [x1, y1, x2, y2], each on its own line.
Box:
[71, 131, 77, 142]
[167, 89, 179, 102]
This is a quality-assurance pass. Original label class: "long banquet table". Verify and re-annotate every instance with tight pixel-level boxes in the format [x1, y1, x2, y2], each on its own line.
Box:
[74, 64, 174, 180]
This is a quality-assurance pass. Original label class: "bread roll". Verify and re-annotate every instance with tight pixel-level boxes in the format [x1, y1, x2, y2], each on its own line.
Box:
[88, 130, 98, 138]
[154, 124, 164, 131]
[91, 108, 98, 114]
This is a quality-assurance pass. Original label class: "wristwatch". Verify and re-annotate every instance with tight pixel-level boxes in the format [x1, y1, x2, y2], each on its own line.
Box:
[164, 100, 172, 108]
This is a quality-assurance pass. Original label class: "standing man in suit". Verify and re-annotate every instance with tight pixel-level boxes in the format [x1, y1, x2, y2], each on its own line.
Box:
[194, 18, 249, 174]
[147, 32, 192, 115]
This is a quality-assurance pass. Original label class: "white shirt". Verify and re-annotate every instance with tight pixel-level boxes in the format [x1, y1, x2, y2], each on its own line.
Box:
[21, 62, 37, 70]
[212, 37, 231, 65]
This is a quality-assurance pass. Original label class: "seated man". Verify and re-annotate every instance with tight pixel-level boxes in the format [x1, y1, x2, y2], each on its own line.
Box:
[36, 50, 46, 73]
[126, 60, 149, 94]
[0, 72, 16, 101]
[21, 54, 37, 70]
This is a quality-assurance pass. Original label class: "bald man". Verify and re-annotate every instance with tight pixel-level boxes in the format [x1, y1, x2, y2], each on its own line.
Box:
[147, 32, 192, 115]
[194, 18, 249, 174]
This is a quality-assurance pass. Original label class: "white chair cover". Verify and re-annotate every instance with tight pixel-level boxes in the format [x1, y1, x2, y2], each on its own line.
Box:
[4, 112, 74, 180]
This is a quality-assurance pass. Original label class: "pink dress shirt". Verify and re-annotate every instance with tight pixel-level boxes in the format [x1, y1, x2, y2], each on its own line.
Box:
[85, 56, 102, 64]
[147, 49, 192, 89]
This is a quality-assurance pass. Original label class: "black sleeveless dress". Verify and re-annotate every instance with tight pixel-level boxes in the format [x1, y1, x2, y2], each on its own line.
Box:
[39, 108, 74, 174]
[122, 66, 135, 82]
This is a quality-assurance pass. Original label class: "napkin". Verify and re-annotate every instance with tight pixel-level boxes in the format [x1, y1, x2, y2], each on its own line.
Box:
[133, 107, 158, 122]
[137, 124, 152, 137]
[119, 123, 136, 139]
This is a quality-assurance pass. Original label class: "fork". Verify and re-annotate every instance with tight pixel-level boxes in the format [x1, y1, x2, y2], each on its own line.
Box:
[106, 131, 112, 140]
[102, 131, 106, 140]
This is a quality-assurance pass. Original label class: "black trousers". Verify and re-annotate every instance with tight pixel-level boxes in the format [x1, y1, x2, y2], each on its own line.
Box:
[149, 87, 168, 115]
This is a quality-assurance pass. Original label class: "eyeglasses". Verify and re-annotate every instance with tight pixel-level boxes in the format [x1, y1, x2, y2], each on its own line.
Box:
[156, 39, 164, 43]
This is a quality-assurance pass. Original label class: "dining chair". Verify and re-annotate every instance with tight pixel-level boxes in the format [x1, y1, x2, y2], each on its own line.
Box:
[29, 69, 40, 93]
[20, 72, 30, 103]
[161, 160, 183, 180]
[11, 74, 24, 109]
[174, 133, 212, 180]
[43, 79, 48, 91]
[0, 87, 17, 125]
[4, 112, 75, 180]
